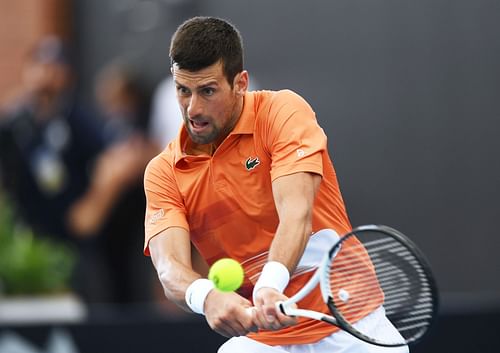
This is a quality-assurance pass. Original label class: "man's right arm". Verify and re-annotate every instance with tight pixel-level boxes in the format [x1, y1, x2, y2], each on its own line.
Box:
[149, 227, 257, 337]
[148, 226, 202, 311]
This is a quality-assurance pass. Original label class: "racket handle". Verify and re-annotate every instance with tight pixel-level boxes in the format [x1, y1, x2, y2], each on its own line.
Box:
[245, 303, 286, 316]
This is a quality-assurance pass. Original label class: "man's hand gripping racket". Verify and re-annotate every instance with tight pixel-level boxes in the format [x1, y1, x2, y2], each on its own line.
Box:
[273, 225, 438, 347]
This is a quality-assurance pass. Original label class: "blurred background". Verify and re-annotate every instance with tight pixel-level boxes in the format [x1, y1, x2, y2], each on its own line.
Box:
[0, 0, 499, 352]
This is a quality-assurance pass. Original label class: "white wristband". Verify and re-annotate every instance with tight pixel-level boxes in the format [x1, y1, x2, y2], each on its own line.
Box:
[252, 261, 290, 304]
[185, 278, 214, 315]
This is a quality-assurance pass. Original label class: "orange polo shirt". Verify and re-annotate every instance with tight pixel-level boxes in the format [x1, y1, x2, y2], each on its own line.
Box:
[143, 90, 382, 345]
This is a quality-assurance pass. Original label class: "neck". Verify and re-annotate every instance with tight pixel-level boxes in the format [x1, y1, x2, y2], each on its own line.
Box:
[189, 142, 216, 156]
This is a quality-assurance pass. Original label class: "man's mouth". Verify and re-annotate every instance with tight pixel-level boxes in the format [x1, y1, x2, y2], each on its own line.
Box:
[189, 119, 210, 133]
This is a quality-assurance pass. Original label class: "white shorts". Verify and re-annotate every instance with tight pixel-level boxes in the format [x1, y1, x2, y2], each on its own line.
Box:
[218, 306, 410, 353]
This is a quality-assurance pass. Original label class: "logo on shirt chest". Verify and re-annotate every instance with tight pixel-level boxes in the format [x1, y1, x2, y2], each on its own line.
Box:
[245, 156, 260, 171]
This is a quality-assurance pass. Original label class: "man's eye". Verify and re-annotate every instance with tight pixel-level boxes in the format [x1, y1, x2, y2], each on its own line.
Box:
[177, 87, 190, 96]
[202, 87, 215, 96]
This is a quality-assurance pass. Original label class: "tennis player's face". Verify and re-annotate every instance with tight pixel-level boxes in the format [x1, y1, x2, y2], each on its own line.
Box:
[173, 61, 247, 146]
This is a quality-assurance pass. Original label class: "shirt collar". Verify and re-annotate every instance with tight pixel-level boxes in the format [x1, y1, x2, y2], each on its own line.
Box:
[230, 91, 255, 135]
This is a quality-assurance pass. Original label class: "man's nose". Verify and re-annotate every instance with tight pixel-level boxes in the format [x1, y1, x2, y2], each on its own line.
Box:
[187, 94, 202, 118]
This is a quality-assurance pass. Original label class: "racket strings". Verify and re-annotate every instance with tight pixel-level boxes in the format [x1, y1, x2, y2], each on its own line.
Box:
[327, 231, 435, 345]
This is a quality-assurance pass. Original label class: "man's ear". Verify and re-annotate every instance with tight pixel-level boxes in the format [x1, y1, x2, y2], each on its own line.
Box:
[234, 70, 249, 95]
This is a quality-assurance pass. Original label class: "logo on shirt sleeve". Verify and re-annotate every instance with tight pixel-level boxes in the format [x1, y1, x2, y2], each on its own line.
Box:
[245, 156, 260, 171]
[149, 209, 165, 224]
[296, 149, 305, 158]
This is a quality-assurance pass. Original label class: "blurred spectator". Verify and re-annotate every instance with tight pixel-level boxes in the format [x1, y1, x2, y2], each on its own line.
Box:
[0, 35, 108, 301]
[0, 37, 157, 305]
[79, 60, 159, 305]
[94, 61, 152, 143]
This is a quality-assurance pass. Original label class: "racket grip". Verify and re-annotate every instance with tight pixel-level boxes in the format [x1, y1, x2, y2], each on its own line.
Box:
[246, 303, 286, 316]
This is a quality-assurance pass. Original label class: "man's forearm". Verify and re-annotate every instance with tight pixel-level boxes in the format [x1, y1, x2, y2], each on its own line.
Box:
[149, 230, 203, 311]
[268, 172, 320, 273]
[155, 255, 203, 311]
[268, 212, 311, 273]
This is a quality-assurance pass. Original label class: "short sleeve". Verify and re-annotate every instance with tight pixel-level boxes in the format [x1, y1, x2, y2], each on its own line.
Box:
[264, 90, 327, 181]
[143, 152, 189, 255]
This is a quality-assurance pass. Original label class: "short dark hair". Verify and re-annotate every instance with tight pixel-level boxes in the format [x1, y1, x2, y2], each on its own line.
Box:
[169, 17, 244, 85]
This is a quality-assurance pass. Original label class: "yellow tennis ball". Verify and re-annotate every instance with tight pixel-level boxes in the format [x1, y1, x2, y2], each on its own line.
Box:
[208, 258, 244, 292]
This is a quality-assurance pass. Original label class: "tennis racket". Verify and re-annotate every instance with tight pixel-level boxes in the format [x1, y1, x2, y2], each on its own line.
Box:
[276, 224, 438, 347]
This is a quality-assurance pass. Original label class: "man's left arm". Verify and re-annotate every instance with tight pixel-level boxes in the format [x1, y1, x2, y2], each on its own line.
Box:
[252, 171, 321, 330]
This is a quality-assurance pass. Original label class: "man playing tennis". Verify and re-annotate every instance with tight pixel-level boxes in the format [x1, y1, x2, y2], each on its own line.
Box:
[144, 16, 408, 353]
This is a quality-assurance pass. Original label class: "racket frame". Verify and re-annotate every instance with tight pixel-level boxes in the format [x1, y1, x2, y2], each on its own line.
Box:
[276, 224, 439, 347]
